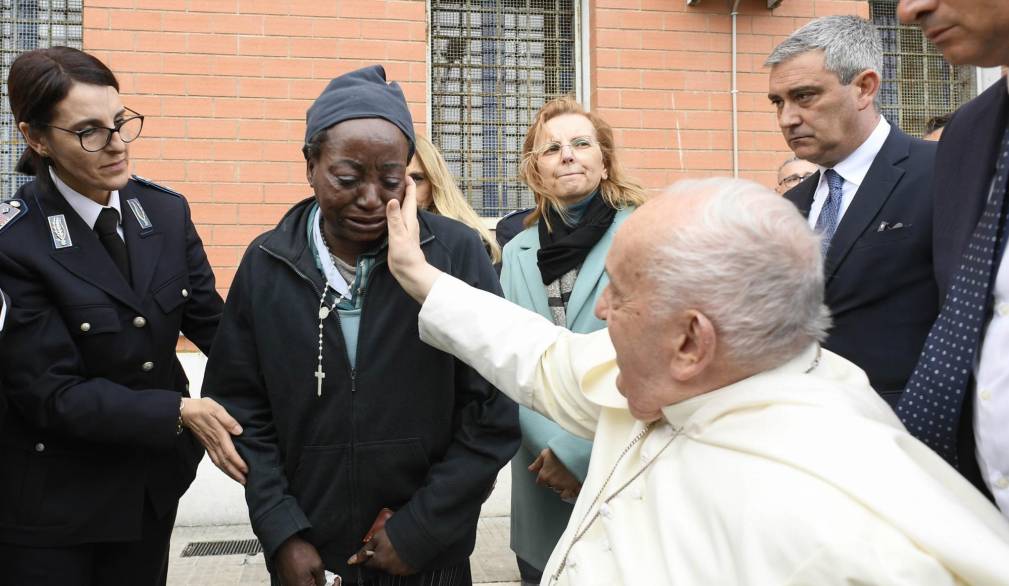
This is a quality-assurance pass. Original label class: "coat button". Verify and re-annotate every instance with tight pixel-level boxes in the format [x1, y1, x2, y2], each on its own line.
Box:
[80, 322, 91, 332]
[10, 201, 20, 208]
[132, 316, 147, 328]
[34, 442, 45, 452]
[142, 361, 154, 372]
[181, 288, 189, 298]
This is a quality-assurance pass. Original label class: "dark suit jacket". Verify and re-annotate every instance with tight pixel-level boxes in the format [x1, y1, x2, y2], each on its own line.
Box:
[786, 125, 939, 406]
[928, 79, 1009, 492]
[0, 287, 7, 428]
[0, 176, 223, 547]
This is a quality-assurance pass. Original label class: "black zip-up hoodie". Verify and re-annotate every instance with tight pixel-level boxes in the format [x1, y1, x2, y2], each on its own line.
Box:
[204, 197, 520, 578]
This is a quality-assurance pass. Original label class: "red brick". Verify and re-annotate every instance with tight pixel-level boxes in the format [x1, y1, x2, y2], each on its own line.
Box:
[134, 160, 186, 181]
[188, 0, 239, 13]
[187, 160, 238, 180]
[109, 9, 161, 31]
[83, 8, 111, 29]
[135, 31, 188, 53]
[162, 12, 215, 33]
[187, 119, 240, 140]
[160, 96, 213, 116]
[239, 78, 290, 99]
[214, 183, 265, 203]
[162, 140, 216, 160]
[189, 34, 239, 55]
[215, 98, 267, 119]
[187, 77, 239, 98]
[134, 74, 186, 95]
[210, 142, 262, 162]
[190, 203, 239, 224]
[210, 224, 266, 245]
[238, 203, 289, 224]
[386, 1, 425, 21]
[235, 36, 288, 57]
[162, 54, 213, 75]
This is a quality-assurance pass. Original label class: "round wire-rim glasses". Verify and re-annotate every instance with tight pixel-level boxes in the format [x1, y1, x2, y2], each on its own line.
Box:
[45, 107, 144, 152]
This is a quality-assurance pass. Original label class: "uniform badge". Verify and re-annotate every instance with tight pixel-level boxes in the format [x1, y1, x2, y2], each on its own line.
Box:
[48, 214, 73, 249]
[127, 198, 153, 230]
[0, 200, 26, 232]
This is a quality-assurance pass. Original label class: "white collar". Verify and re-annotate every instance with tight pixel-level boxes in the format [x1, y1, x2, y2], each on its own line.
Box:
[312, 211, 351, 298]
[49, 167, 122, 230]
[659, 343, 822, 428]
[817, 116, 891, 186]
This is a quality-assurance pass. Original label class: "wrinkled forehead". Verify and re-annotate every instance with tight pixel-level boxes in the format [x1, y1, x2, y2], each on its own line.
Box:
[537, 113, 597, 143]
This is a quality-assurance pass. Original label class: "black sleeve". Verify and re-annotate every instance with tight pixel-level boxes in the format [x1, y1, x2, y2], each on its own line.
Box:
[384, 229, 521, 569]
[201, 247, 311, 560]
[178, 197, 224, 354]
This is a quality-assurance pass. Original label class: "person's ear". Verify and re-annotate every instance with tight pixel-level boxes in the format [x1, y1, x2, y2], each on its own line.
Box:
[669, 310, 717, 382]
[306, 157, 316, 186]
[852, 69, 881, 112]
[18, 122, 49, 158]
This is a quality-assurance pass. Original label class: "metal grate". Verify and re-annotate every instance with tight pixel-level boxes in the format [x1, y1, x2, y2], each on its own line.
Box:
[870, 0, 975, 137]
[1, 0, 83, 201]
[430, 0, 577, 217]
[180, 539, 263, 558]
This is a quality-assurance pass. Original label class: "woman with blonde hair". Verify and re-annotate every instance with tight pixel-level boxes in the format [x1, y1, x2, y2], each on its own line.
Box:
[502, 95, 646, 585]
[406, 133, 501, 263]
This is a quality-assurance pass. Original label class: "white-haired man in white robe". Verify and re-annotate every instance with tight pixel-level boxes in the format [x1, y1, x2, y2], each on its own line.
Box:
[379, 176, 1009, 585]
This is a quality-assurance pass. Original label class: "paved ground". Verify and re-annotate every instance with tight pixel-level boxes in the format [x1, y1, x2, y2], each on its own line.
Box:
[167, 517, 519, 586]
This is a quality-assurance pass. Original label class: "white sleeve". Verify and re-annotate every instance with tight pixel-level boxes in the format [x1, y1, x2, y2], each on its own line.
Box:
[418, 273, 602, 438]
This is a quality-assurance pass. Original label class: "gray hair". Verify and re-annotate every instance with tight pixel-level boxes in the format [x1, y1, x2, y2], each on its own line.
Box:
[766, 15, 883, 88]
[644, 178, 831, 372]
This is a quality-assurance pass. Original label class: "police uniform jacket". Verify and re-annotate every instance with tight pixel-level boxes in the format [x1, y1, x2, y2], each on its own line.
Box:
[0, 176, 223, 547]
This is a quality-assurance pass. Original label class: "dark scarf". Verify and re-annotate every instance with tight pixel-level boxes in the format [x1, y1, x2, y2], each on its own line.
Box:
[536, 190, 617, 285]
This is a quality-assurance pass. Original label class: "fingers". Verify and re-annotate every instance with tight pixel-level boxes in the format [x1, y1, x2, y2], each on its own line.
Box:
[206, 397, 243, 435]
[402, 175, 418, 222]
[347, 541, 376, 566]
[528, 453, 545, 473]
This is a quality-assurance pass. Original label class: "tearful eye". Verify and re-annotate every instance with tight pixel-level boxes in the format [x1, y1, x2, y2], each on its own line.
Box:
[542, 142, 562, 155]
[79, 128, 100, 138]
[572, 137, 594, 149]
[336, 176, 358, 187]
[409, 173, 425, 184]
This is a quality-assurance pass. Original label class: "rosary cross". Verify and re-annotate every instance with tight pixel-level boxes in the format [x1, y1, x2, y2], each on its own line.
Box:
[315, 364, 326, 397]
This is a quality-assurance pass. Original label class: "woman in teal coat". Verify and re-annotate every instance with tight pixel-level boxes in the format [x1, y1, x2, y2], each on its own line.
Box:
[501, 96, 647, 585]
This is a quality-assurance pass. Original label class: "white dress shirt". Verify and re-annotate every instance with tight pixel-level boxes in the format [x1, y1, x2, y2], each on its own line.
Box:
[49, 167, 124, 240]
[807, 117, 891, 229]
[973, 75, 1009, 519]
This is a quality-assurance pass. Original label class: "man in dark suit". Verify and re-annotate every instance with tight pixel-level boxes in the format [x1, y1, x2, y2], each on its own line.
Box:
[896, 0, 1009, 516]
[765, 15, 939, 407]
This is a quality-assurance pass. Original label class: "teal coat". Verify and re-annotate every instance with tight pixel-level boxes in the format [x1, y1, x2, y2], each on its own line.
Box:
[500, 207, 633, 571]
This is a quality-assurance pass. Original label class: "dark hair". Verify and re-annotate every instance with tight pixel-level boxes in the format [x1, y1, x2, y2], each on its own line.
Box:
[302, 129, 329, 162]
[7, 46, 119, 179]
[924, 113, 951, 136]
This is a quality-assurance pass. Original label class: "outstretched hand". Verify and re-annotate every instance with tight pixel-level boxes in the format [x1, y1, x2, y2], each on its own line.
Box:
[386, 176, 442, 303]
[181, 397, 248, 484]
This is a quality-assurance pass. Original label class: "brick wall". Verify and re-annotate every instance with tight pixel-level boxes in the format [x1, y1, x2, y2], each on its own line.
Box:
[592, 0, 868, 190]
[81, 0, 865, 322]
[83, 0, 428, 299]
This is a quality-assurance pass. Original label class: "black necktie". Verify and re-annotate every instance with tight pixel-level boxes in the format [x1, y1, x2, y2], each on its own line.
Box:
[94, 207, 131, 281]
[897, 123, 1009, 467]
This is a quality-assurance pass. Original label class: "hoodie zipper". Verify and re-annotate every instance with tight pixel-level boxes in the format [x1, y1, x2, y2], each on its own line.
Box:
[259, 244, 362, 567]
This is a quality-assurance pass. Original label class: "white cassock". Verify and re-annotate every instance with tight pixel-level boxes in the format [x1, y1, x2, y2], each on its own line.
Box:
[419, 274, 1009, 586]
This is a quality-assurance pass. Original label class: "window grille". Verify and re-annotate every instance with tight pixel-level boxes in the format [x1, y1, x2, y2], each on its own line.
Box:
[430, 0, 577, 217]
[870, 0, 974, 137]
[1, 0, 83, 201]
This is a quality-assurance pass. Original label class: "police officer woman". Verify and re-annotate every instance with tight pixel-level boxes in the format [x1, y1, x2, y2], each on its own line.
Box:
[0, 46, 246, 585]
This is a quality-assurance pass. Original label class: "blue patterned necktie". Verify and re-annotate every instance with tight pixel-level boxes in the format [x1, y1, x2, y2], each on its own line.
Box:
[897, 124, 1009, 466]
[815, 169, 845, 255]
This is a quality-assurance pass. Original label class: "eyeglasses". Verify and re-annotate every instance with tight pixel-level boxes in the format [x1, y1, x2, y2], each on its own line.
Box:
[778, 171, 814, 188]
[45, 107, 144, 152]
[535, 136, 598, 159]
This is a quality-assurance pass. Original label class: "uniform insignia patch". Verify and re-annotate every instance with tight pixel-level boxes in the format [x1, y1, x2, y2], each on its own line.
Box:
[0, 200, 26, 232]
[48, 214, 73, 249]
[131, 175, 181, 197]
[127, 198, 153, 230]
